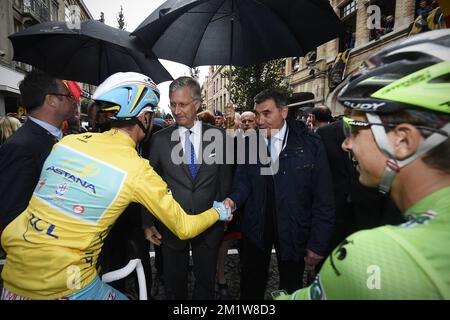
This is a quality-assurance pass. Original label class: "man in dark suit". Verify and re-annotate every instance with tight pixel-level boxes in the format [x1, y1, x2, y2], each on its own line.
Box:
[0, 71, 78, 238]
[224, 89, 335, 299]
[142, 76, 232, 300]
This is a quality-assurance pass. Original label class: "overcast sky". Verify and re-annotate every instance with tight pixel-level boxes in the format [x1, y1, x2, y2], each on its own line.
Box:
[83, 0, 208, 114]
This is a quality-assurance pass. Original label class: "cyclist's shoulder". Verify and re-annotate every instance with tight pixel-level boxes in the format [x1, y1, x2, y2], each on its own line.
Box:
[345, 224, 399, 244]
[59, 131, 103, 145]
[319, 226, 439, 299]
[344, 224, 427, 257]
[325, 226, 414, 278]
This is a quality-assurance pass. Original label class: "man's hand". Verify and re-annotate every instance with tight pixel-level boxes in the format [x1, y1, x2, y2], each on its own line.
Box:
[213, 201, 233, 221]
[144, 226, 162, 246]
[223, 197, 236, 213]
[304, 249, 324, 266]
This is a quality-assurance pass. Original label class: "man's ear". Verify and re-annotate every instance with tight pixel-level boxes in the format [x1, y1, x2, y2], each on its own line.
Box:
[138, 112, 148, 125]
[281, 106, 289, 119]
[194, 99, 202, 113]
[390, 123, 423, 160]
[44, 94, 57, 109]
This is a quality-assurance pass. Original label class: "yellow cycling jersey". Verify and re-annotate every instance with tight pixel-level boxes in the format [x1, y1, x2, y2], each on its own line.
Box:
[1, 129, 219, 299]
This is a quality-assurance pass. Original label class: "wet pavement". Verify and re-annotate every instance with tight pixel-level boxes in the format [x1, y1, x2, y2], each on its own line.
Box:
[149, 243, 280, 301]
[0, 246, 281, 300]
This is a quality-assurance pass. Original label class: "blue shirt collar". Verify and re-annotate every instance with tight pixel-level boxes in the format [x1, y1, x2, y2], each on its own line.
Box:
[28, 116, 63, 140]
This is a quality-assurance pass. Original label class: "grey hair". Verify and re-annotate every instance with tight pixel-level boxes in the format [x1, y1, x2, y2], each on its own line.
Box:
[169, 76, 202, 101]
[254, 89, 287, 109]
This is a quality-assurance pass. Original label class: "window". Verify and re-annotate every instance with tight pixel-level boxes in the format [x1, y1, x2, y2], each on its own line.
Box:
[339, 19, 356, 52]
[338, 0, 357, 51]
[64, 3, 71, 21]
[305, 51, 317, 65]
[415, 0, 432, 18]
[14, 19, 22, 34]
[64, 1, 81, 25]
[13, 20, 31, 71]
[292, 57, 300, 71]
[341, 0, 357, 19]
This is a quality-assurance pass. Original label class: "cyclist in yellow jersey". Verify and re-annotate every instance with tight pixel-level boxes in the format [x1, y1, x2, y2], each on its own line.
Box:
[274, 29, 450, 300]
[0, 72, 231, 300]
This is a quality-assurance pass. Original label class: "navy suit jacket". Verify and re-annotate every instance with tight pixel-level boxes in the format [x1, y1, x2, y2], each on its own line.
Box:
[228, 119, 335, 261]
[0, 119, 57, 230]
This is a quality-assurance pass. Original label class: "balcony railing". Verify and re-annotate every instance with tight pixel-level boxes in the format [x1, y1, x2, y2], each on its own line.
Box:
[18, 0, 50, 23]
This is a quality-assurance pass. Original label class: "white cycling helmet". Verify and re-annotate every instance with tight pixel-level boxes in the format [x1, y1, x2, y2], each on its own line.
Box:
[93, 72, 160, 120]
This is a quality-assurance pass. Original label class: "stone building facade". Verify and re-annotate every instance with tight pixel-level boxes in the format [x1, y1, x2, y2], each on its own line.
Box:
[0, 0, 92, 116]
[284, 0, 428, 115]
[205, 65, 230, 113]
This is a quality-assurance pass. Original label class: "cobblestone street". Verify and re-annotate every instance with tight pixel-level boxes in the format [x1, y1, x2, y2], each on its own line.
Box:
[0, 246, 281, 301]
[149, 244, 280, 301]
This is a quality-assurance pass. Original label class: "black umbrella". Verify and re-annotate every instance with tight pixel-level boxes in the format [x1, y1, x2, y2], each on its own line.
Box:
[132, 0, 345, 67]
[9, 20, 173, 85]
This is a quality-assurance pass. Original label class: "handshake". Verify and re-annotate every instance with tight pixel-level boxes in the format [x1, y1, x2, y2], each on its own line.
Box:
[213, 198, 236, 221]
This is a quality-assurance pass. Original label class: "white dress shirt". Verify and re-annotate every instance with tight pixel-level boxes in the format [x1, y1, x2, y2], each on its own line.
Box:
[178, 120, 202, 161]
[265, 120, 288, 163]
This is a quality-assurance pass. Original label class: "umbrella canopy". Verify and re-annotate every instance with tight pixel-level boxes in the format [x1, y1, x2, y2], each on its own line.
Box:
[132, 0, 345, 67]
[9, 20, 173, 85]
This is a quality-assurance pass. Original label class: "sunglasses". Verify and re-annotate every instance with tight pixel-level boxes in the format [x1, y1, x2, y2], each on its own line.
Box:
[241, 119, 254, 124]
[343, 116, 449, 138]
[49, 92, 75, 101]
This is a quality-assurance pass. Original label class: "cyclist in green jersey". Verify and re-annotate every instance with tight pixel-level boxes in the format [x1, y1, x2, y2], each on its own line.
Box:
[274, 29, 450, 300]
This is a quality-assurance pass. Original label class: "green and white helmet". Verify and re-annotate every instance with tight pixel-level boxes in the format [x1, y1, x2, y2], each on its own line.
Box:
[338, 29, 450, 193]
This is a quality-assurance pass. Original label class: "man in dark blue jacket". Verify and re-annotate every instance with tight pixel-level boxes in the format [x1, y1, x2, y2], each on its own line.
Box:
[224, 89, 335, 299]
[0, 71, 78, 238]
